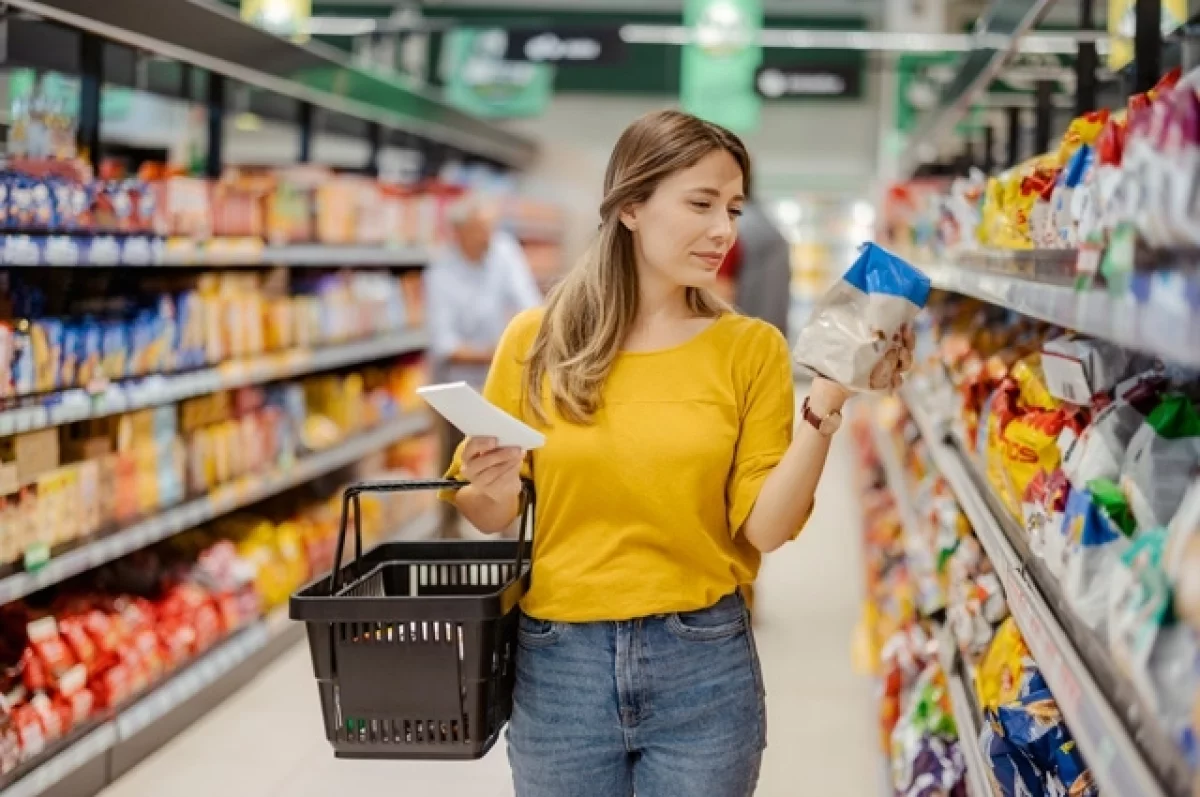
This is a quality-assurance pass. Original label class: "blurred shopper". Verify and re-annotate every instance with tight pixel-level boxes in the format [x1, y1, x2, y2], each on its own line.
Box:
[444, 111, 915, 796]
[727, 200, 792, 338]
[425, 197, 542, 523]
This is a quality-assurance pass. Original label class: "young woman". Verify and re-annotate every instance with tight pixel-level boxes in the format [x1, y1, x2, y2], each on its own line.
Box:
[445, 110, 908, 796]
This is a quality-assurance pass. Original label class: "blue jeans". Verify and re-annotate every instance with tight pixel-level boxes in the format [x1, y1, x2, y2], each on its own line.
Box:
[507, 592, 767, 796]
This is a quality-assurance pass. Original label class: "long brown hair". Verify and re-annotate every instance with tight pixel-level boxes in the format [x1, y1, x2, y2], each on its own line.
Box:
[524, 110, 752, 424]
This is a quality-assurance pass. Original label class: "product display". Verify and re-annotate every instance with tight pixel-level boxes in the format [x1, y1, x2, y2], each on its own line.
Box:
[858, 399, 1104, 797]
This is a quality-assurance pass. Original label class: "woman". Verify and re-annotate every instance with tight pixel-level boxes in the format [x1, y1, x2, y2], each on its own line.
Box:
[445, 110, 907, 796]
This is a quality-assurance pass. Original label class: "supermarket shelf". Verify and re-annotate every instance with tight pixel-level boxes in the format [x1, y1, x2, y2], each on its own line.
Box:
[903, 387, 1189, 797]
[0, 329, 428, 436]
[2, 237, 431, 268]
[0, 412, 433, 605]
[925, 262, 1200, 369]
[0, 509, 440, 797]
[0, 0, 537, 167]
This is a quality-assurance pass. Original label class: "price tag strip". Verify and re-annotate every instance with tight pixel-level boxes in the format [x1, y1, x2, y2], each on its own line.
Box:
[0, 330, 428, 437]
[926, 263, 1200, 370]
[902, 388, 1172, 797]
[0, 413, 433, 604]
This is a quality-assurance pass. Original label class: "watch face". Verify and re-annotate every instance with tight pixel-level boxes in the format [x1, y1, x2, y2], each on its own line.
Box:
[819, 411, 843, 436]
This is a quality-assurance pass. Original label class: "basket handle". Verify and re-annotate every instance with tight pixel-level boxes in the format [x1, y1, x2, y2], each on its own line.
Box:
[328, 478, 537, 595]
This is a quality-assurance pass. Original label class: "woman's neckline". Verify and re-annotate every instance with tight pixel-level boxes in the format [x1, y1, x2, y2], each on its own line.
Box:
[619, 313, 730, 357]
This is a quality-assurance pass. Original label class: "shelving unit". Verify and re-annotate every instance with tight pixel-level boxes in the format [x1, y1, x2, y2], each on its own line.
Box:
[902, 385, 1192, 797]
[0, 329, 429, 435]
[870, 413, 999, 797]
[924, 262, 1200, 369]
[0, 510, 439, 797]
[0, 411, 432, 605]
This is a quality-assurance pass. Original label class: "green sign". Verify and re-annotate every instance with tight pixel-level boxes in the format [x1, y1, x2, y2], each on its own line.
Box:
[680, 0, 763, 133]
[442, 28, 554, 119]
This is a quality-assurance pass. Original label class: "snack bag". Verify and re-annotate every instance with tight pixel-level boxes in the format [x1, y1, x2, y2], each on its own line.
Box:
[980, 718, 1043, 797]
[1063, 484, 1133, 630]
[1121, 394, 1200, 531]
[1041, 335, 1135, 405]
[996, 689, 1099, 797]
[792, 243, 930, 392]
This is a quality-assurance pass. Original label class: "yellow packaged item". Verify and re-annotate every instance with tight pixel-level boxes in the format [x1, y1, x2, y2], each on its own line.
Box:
[1055, 110, 1109, 166]
[1010, 354, 1060, 412]
[976, 618, 1032, 713]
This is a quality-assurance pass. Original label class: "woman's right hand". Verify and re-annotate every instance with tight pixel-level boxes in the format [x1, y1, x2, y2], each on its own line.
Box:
[460, 437, 524, 503]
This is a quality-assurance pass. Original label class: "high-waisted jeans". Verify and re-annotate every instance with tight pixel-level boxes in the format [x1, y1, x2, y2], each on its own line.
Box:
[507, 592, 767, 796]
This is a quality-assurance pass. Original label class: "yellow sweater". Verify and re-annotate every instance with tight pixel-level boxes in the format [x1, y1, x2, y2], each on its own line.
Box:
[445, 308, 807, 622]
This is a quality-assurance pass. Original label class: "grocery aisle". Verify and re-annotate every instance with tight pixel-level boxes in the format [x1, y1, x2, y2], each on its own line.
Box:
[98, 404, 878, 797]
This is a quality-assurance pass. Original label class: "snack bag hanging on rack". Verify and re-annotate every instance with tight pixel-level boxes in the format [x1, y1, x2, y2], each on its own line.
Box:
[792, 243, 930, 392]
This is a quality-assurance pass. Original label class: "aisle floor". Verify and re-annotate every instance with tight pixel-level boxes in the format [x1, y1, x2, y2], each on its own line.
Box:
[98, 424, 878, 797]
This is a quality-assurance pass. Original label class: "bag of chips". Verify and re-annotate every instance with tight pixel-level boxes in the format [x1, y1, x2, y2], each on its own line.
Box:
[1063, 484, 1133, 631]
[1121, 394, 1200, 531]
[793, 243, 930, 392]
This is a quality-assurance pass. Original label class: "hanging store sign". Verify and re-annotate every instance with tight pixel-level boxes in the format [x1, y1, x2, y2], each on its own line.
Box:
[681, 0, 763, 133]
[443, 28, 555, 119]
[754, 64, 860, 98]
[504, 27, 626, 65]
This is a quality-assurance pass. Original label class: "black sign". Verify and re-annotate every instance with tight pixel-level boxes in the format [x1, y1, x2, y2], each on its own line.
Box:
[504, 27, 626, 65]
[754, 65, 862, 99]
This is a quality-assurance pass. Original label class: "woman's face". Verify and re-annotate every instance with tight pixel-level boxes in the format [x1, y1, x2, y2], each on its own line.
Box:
[621, 150, 745, 291]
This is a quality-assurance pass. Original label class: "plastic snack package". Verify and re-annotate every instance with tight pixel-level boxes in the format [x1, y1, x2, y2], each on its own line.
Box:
[980, 717, 1043, 797]
[1056, 109, 1110, 167]
[996, 689, 1099, 797]
[1062, 484, 1133, 631]
[1166, 480, 1200, 634]
[976, 618, 1047, 715]
[1049, 145, 1094, 248]
[1121, 394, 1200, 531]
[1024, 468, 1072, 576]
[1059, 371, 1166, 492]
[1041, 335, 1135, 405]
[792, 243, 930, 392]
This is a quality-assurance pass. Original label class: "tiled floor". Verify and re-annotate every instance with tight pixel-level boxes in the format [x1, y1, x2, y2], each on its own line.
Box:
[99, 408, 880, 797]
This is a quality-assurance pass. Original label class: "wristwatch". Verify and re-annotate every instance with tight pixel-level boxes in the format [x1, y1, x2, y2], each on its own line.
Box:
[801, 396, 843, 437]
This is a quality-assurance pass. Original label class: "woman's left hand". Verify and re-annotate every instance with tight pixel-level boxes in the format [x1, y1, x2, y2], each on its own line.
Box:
[808, 377, 853, 416]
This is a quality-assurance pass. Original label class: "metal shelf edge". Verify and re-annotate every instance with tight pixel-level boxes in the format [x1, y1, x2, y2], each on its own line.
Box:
[926, 263, 1200, 369]
[0, 412, 433, 604]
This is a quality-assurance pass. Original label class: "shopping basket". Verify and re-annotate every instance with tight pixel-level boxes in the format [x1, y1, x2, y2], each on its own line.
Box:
[289, 478, 535, 760]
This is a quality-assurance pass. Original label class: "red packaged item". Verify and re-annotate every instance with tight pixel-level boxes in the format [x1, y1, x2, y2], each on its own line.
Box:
[158, 621, 195, 668]
[132, 628, 165, 680]
[20, 648, 47, 695]
[25, 617, 76, 690]
[12, 704, 45, 758]
[93, 662, 132, 710]
[64, 687, 94, 726]
[56, 662, 86, 699]
[29, 693, 64, 741]
[57, 616, 98, 676]
[0, 716, 20, 775]
[192, 603, 222, 653]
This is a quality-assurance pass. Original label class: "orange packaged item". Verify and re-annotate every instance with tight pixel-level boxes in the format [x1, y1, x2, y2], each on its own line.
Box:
[316, 180, 358, 244]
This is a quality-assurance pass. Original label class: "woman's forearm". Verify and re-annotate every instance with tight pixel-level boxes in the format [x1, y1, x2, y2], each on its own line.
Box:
[742, 424, 834, 552]
[454, 484, 522, 533]
[742, 381, 849, 552]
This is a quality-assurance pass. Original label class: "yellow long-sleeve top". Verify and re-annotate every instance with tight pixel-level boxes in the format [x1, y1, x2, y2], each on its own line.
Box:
[444, 308, 808, 622]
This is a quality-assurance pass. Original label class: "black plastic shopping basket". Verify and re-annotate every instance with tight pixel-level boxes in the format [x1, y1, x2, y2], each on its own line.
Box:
[289, 479, 535, 760]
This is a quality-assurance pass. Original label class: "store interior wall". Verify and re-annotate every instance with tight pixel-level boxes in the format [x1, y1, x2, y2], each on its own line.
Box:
[505, 88, 882, 265]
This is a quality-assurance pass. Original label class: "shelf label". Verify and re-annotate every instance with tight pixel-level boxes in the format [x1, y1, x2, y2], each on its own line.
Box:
[23, 543, 50, 573]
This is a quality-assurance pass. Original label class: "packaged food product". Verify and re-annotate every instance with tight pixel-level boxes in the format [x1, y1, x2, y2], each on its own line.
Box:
[1063, 485, 1132, 630]
[1120, 394, 1200, 531]
[1041, 335, 1136, 405]
[996, 689, 1099, 797]
[792, 243, 929, 392]
[1059, 371, 1165, 491]
[1024, 468, 1072, 575]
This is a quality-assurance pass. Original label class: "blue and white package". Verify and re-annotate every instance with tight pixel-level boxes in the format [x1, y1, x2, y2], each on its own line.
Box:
[792, 243, 931, 392]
